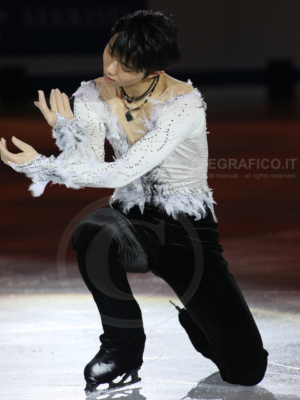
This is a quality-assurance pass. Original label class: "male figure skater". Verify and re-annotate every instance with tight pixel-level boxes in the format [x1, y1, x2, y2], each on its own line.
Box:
[0, 10, 268, 395]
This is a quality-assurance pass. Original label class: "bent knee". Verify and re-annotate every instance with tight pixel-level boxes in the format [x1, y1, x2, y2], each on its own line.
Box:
[71, 221, 95, 251]
[71, 209, 116, 251]
[221, 348, 268, 386]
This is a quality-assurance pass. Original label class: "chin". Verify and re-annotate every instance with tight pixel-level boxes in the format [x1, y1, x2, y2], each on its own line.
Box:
[109, 81, 120, 87]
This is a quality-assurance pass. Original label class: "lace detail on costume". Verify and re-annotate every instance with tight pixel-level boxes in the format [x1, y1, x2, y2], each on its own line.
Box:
[7, 107, 106, 196]
[72, 79, 216, 221]
[75, 80, 146, 214]
[8, 153, 75, 197]
[152, 184, 217, 222]
[7, 149, 126, 197]
[73, 80, 130, 157]
[137, 84, 207, 135]
[105, 87, 215, 221]
[9, 78, 218, 222]
[111, 157, 218, 222]
[52, 112, 91, 159]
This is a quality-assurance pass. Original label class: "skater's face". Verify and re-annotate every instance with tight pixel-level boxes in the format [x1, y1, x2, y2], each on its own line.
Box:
[103, 35, 160, 89]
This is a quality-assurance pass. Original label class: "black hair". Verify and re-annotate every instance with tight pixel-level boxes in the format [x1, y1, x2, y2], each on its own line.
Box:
[109, 10, 181, 78]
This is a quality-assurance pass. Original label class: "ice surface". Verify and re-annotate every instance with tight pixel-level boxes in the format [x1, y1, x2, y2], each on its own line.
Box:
[0, 283, 300, 399]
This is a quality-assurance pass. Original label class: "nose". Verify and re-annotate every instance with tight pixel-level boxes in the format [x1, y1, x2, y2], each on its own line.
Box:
[106, 60, 118, 77]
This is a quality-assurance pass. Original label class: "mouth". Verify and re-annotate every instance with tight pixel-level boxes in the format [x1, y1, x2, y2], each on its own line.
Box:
[104, 73, 115, 82]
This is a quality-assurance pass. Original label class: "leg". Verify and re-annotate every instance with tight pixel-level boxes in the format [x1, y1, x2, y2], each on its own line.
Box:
[150, 214, 269, 386]
[71, 206, 148, 340]
[174, 305, 218, 364]
[71, 207, 149, 391]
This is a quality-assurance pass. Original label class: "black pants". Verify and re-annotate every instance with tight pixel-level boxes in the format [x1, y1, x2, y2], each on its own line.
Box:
[71, 200, 269, 386]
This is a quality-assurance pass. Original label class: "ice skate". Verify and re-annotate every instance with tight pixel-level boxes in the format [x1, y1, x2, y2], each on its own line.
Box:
[84, 333, 146, 395]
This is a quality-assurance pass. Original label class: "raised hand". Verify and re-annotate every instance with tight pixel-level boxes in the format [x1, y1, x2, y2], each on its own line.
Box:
[34, 88, 75, 127]
[0, 137, 39, 165]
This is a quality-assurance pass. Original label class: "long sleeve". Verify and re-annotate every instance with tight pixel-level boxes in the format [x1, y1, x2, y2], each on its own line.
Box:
[8, 94, 205, 195]
[8, 89, 107, 196]
[51, 86, 107, 163]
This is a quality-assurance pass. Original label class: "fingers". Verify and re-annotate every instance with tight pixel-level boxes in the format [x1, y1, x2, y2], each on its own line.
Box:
[62, 92, 73, 115]
[55, 88, 65, 114]
[1, 137, 6, 149]
[0, 137, 39, 165]
[55, 89, 74, 119]
[49, 89, 58, 112]
[0, 138, 18, 163]
[0, 138, 9, 164]
[11, 136, 34, 152]
[35, 90, 52, 121]
[34, 88, 74, 124]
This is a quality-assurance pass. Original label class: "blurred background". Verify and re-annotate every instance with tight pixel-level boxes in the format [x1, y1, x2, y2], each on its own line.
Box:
[0, 0, 299, 289]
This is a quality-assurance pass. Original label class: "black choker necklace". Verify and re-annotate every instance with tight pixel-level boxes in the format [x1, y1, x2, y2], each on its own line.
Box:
[120, 75, 160, 121]
[121, 76, 158, 103]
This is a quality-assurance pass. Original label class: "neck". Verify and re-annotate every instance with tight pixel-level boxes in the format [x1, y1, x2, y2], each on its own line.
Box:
[121, 77, 156, 99]
[120, 73, 164, 99]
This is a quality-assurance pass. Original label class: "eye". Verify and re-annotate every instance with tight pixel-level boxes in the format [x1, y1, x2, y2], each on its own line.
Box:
[121, 64, 133, 73]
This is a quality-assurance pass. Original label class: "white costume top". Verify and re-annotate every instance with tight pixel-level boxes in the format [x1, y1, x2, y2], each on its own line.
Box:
[8, 75, 218, 222]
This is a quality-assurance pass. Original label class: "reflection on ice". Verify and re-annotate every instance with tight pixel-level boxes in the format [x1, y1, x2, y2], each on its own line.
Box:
[1, 269, 300, 399]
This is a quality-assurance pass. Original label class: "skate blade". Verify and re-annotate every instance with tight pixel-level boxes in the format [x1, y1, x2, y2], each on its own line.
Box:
[108, 368, 141, 389]
[84, 368, 141, 396]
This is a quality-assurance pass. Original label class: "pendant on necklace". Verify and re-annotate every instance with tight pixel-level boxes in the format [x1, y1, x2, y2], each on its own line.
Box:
[125, 110, 134, 121]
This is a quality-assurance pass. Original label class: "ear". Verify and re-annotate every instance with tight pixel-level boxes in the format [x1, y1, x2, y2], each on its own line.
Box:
[145, 70, 164, 79]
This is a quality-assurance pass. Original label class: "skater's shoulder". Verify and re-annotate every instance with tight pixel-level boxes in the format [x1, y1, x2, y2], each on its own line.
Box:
[158, 73, 202, 105]
[164, 73, 195, 92]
